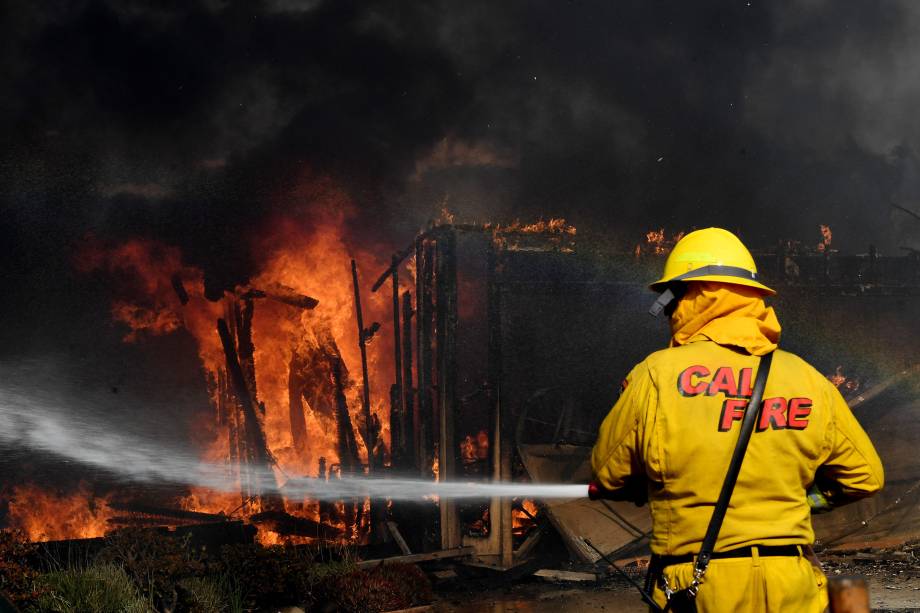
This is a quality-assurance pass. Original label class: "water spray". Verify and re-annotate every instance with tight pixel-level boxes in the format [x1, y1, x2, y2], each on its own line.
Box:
[0, 382, 594, 502]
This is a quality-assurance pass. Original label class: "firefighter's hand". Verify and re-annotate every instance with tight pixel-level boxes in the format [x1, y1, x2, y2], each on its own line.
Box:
[588, 477, 648, 506]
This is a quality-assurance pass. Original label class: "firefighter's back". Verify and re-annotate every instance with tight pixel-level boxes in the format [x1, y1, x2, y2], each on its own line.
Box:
[638, 341, 882, 611]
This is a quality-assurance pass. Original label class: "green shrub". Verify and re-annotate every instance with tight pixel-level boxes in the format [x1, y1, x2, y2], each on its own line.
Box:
[96, 528, 204, 611]
[176, 576, 223, 613]
[215, 574, 244, 613]
[34, 564, 150, 613]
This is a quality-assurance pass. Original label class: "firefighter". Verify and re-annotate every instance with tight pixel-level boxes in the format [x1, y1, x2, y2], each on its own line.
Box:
[591, 227, 883, 612]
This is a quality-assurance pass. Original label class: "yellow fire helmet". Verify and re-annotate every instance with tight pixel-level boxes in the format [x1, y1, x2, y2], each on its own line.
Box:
[648, 227, 775, 316]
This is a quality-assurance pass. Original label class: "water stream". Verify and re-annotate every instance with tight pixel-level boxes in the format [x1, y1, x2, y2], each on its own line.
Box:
[0, 378, 587, 501]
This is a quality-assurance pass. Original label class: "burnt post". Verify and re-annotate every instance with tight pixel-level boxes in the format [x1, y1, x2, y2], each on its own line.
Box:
[488, 239, 513, 567]
[390, 253, 405, 465]
[401, 291, 415, 470]
[331, 357, 361, 475]
[232, 299, 259, 406]
[436, 229, 461, 549]
[416, 238, 436, 478]
[217, 317, 283, 512]
[351, 259, 375, 474]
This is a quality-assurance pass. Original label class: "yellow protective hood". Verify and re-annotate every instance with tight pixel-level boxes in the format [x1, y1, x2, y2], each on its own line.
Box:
[669, 281, 781, 356]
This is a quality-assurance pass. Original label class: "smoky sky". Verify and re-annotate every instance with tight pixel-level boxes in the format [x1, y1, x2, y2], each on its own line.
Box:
[3, 1, 920, 342]
[3, 0, 920, 499]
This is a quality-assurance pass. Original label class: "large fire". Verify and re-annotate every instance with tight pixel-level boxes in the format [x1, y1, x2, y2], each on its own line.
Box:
[9, 172, 404, 543]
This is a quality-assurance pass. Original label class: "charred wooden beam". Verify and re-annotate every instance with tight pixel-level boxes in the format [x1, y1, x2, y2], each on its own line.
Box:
[436, 229, 461, 549]
[107, 503, 227, 523]
[239, 283, 319, 310]
[317, 457, 334, 526]
[487, 240, 514, 567]
[356, 546, 474, 569]
[351, 259, 375, 473]
[370, 224, 515, 294]
[371, 244, 417, 292]
[416, 238, 436, 478]
[223, 369, 242, 498]
[108, 517, 182, 527]
[389, 383, 401, 466]
[233, 299, 258, 403]
[222, 303, 251, 507]
[391, 254, 405, 466]
[171, 273, 189, 305]
[401, 291, 415, 470]
[249, 510, 344, 540]
[332, 357, 361, 475]
[216, 317, 283, 512]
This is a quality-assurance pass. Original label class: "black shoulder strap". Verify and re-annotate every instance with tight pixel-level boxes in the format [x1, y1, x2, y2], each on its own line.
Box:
[694, 351, 774, 575]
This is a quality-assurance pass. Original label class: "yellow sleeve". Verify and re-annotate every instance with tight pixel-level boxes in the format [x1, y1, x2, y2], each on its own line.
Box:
[818, 381, 884, 502]
[591, 361, 656, 491]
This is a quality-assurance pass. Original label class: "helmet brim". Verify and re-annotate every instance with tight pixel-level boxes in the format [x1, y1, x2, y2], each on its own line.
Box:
[649, 274, 776, 296]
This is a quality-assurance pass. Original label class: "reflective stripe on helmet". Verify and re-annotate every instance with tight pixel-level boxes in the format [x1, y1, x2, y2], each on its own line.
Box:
[669, 264, 760, 283]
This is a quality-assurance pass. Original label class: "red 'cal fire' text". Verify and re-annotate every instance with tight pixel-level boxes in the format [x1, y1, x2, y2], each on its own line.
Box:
[676, 364, 813, 432]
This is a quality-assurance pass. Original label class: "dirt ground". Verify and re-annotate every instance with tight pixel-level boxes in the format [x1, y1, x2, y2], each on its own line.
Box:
[433, 570, 920, 612]
[434, 580, 647, 613]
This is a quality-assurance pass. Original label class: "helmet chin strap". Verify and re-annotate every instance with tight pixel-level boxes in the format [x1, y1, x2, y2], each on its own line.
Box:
[649, 283, 687, 317]
[649, 288, 677, 317]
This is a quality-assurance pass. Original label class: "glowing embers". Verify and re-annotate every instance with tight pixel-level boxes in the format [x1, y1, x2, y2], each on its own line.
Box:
[485, 218, 576, 253]
[464, 500, 540, 539]
[459, 430, 490, 468]
[817, 224, 833, 253]
[827, 366, 860, 395]
[634, 228, 686, 257]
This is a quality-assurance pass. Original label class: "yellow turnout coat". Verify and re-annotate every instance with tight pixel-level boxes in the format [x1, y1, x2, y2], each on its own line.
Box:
[591, 283, 883, 612]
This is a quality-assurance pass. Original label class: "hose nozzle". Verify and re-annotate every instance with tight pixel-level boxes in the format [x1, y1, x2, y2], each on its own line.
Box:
[587, 480, 617, 501]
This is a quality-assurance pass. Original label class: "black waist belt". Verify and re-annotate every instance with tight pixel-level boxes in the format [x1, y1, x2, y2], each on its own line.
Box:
[654, 544, 801, 568]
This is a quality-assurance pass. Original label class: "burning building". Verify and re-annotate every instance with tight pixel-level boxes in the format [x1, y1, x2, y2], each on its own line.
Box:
[5, 211, 919, 572]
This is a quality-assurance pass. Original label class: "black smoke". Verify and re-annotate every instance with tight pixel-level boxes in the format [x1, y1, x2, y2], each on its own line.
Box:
[4, 1, 920, 287]
[3, 0, 920, 529]
[2, 0, 920, 413]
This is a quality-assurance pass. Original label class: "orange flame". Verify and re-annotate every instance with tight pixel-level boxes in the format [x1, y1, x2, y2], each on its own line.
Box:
[512, 499, 539, 532]
[636, 228, 685, 256]
[7, 484, 112, 542]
